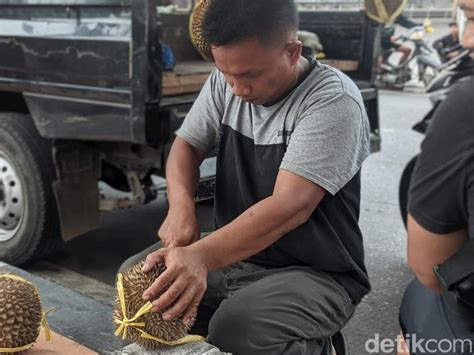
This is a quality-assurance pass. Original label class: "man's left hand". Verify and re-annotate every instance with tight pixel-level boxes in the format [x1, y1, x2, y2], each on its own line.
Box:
[142, 246, 208, 325]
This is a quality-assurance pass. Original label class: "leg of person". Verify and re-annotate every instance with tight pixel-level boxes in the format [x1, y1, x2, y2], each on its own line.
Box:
[207, 265, 356, 355]
[117, 241, 163, 274]
[399, 278, 474, 355]
[398, 45, 412, 65]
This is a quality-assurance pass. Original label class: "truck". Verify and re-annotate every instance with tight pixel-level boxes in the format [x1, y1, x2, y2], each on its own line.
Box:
[0, 0, 381, 265]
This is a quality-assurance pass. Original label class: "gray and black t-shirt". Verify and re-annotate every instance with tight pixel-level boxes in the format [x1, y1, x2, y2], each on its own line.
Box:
[177, 61, 371, 303]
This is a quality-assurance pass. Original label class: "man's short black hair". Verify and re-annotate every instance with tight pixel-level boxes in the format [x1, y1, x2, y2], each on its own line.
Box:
[202, 0, 299, 47]
[449, 21, 458, 27]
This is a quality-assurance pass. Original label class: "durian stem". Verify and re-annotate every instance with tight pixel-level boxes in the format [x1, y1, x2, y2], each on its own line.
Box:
[366, 0, 408, 24]
[41, 308, 56, 342]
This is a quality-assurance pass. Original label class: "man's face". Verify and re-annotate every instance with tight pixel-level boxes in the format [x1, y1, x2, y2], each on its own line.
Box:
[460, 0, 474, 49]
[211, 37, 301, 106]
[449, 24, 459, 37]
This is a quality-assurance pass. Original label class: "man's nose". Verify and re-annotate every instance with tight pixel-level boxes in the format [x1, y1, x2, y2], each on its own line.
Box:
[231, 81, 251, 97]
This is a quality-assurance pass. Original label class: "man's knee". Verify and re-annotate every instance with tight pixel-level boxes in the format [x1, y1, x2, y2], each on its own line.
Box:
[208, 301, 331, 355]
[118, 253, 144, 274]
[117, 241, 163, 274]
[208, 299, 259, 353]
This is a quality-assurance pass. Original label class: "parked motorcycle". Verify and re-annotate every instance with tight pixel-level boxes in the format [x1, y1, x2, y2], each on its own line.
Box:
[378, 24, 441, 89]
[398, 49, 474, 227]
[425, 47, 474, 106]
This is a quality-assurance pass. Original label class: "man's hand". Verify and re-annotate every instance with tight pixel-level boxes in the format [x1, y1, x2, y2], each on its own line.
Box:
[158, 206, 200, 248]
[142, 246, 208, 325]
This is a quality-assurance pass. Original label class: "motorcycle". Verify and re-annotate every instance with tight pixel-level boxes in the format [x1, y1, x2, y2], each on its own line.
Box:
[425, 46, 474, 106]
[378, 24, 441, 89]
[398, 48, 474, 227]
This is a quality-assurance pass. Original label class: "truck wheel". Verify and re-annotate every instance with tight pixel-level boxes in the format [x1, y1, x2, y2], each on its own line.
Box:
[0, 113, 61, 265]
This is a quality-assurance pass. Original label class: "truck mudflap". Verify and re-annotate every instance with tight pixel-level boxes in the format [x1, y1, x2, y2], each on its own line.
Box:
[52, 142, 101, 241]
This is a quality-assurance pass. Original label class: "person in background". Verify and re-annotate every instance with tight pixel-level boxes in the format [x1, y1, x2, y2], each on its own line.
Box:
[382, 14, 421, 66]
[433, 22, 460, 62]
[397, 1, 474, 354]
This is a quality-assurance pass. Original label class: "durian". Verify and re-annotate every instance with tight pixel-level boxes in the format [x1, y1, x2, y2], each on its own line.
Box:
[364, 0, 408, 24]
[0, 272, 44, 353]
[113, 260, 201, 350]
[189, 0, 213, 61]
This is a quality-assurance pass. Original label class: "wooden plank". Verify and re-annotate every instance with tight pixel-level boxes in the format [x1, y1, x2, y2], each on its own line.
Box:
[32, 329, 98, 355]
[173, 61, 215, 74]
[163, 61, 214, 96]
[163, 71, 211, 96]
[320, 59, 359, 71]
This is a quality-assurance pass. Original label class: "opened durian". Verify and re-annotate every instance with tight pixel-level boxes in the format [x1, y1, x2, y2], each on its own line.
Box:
[113, 260, 203, 350]
[189, 0, 213, 61]
[0, 272, 51, 354]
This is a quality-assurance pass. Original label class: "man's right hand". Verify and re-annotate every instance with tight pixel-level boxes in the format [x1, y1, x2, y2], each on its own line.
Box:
[158, 206, 200, 248]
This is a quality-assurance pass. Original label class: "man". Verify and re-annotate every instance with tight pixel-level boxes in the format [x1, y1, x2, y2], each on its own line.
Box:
[398, 1, 474, 354]
[433, 22, 460, 63]
[119, 1, 371, 354]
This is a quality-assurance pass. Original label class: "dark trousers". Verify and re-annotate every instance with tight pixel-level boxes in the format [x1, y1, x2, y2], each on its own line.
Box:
[400, 278, 474, 355]
[118, 242, 355, 355]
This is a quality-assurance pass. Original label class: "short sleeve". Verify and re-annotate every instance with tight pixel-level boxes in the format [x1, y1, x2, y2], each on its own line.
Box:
[176, 69, 226, 153]
[408, 78, 474, 234]
[280, 93, 370, 195]
[408, 154, 470, 234]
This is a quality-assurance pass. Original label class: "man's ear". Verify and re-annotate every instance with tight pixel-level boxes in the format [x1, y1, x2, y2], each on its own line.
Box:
[286, 40, 303, 64]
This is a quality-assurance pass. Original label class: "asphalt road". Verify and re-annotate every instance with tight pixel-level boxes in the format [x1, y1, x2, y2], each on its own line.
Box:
[24, 89, 432, 355]
[345, 90, 428, 354]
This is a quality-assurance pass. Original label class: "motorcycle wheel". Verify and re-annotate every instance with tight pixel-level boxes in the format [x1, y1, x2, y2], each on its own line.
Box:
[420, 65, 436, 87]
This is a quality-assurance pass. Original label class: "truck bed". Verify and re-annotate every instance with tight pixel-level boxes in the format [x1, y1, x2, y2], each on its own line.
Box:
[162, 61, 214, 96]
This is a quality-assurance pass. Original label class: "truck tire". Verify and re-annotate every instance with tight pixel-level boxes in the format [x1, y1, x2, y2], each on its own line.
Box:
[0, 113, 61, 265]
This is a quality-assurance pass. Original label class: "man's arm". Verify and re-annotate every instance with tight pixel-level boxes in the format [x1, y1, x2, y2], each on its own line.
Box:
[166, 136, 207, 206]
[157, 137, 208, 247]
[407, 214, 468, 293]
[396, 14, 420, 29]
[192, 169, 326, 271]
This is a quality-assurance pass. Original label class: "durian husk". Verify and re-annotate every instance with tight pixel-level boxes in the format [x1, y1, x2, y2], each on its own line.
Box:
[189, 0, 213, 61]
[0, 272, 43, 353]
[113, 260, 196, 350]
